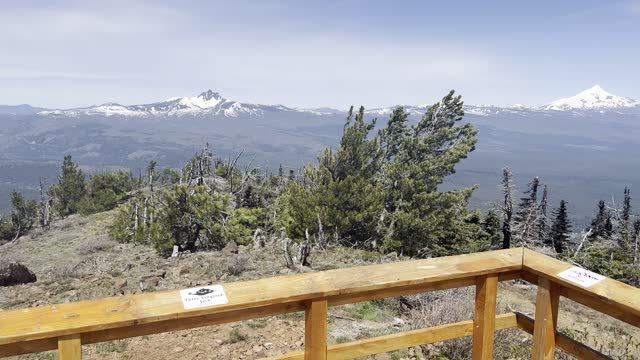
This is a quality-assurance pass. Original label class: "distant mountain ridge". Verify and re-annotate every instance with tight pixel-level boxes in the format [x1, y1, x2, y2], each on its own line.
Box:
[1, 84, 640, 223]
[3, 85, 638, 118]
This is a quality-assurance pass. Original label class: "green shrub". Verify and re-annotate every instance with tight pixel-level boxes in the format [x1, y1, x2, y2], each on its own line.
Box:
[79, 171, 135, 215]
[224, 207, 265, 245]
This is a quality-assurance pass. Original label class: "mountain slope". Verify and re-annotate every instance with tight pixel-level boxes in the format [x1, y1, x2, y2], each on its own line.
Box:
[39, 90, 293, 118]
[544, 85, 639, 111]
[2, 86, 640, 223]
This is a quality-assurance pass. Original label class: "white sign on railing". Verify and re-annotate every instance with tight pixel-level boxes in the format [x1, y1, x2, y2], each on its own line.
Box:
[180, 285, 229, 309]
[557, 267, 605, 288]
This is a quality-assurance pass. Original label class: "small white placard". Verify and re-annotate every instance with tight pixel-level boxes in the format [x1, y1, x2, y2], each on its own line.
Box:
[557, 267, 605, 288]
[180, 285, 228, 310]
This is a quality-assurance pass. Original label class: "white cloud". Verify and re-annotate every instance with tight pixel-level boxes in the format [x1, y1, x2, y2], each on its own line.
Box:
[0, 1, 506, 108]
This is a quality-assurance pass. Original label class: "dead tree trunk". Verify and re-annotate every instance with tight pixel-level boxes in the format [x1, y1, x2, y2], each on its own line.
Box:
[283, 238, 311, 269]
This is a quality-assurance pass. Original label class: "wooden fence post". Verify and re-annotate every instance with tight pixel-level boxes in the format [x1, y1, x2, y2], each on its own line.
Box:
[304, 299, 328, 360]
[472, 274, 498, 360]
[531, 277, 559, 360]
[58, 334, 82, 360]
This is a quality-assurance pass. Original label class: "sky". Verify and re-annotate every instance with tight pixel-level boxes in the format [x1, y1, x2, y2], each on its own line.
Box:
[1, 0, 639, 109]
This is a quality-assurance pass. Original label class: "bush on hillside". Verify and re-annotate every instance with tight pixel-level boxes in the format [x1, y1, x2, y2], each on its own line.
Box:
[78, 171, 135, 215]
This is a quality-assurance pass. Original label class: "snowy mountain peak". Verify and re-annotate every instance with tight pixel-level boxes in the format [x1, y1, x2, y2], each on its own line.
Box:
[198, 90, 224, 102]
[545, 85, 639, 110]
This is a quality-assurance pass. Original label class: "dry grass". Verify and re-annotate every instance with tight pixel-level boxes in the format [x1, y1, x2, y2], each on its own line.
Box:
[403, 287, 530, 359]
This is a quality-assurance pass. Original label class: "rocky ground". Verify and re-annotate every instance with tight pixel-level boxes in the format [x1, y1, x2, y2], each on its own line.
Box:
[1, 212, 639, 359]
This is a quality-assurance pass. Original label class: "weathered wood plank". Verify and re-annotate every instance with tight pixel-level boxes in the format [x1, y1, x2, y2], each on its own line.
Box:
[265, 313, 518, 360]
[531, 277, 559, 360]
[0, 248, 523, 346]
[472, 274, 498, 360]
[304, 299, 328, 360]
[516, 312, 611, 360]
[0, 302, 307, 357]
[522, 249, 640, 328]
[57, 335, 81, 360]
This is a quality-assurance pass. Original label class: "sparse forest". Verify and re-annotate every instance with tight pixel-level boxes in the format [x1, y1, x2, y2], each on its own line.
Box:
[1, 91, 638, 287]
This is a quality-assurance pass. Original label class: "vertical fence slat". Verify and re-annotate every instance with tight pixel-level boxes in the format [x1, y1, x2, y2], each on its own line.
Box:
[304, 299, 328, 360]
[472, 274, 499, 360]
[58, 334, 82, 360]
[531, 277, 560, 360]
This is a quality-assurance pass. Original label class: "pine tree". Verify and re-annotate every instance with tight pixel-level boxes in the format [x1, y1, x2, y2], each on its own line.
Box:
[589, 200, 612, 239]
[514, 177, 540, 245]
[623, 186, 632, 221]
[51, 155, 86, 216]
[501, 167, 514, 249]
[538, 184, 550, 244]
[483, 208, 503, 247]
[381, 90, 478, 256]
[550, 200, 571, 254]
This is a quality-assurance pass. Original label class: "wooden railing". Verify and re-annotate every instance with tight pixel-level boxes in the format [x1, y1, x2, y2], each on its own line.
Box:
[0, 248, 638, 359]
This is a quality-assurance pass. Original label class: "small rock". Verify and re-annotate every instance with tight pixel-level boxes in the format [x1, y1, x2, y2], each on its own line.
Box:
[115, 278, 128, 291]
[252, 345, 264, 353]
[222, 241, 239, 254]
[380, 252, 398, 263]
[173, 346, 184, 353]
[0, 263, 37, 287]
[392, 317, 405, 327]
[154, 269, 167, 278]
[263, 342, 273, 349]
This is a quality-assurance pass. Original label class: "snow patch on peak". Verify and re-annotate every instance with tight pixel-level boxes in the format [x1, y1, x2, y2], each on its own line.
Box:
[545, 85, 639, 110]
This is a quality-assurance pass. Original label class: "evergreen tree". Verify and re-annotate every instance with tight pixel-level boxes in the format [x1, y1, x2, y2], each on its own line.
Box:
[550, 200, 571, 254]
[623, 186, 632, 221]
[4, 192, 38, 240]
[589, 200, 612, 239]
[282, 106, 383, 246]
[483, 208, 503, 247]
[538, 184, 550, 244]
[378, 106, 410, 161]
[383, 91, 478, 256]
[514, 177, 540, 245]
[501, 167, 514, 249]
[51, 155, 86, 216]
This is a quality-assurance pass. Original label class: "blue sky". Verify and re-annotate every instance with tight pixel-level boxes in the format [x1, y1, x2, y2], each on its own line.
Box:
[1, 0, 639, 108]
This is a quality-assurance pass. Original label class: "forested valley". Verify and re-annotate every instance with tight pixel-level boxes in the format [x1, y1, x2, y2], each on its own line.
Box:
[2, 90, 638, 288]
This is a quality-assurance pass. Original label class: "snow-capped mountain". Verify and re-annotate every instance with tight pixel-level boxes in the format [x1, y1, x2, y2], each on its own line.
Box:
[544, 85, 639, 111]
[39, 90, 293, 118]
[28, 84, 640, 119]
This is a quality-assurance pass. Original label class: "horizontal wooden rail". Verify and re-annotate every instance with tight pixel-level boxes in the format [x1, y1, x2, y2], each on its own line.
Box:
[522, 249, 640, 328]
[0, 249, 522, 357]
[515, 312, 611, 359]
[0, 247, 639, 359]
[266, 313, 518, 360]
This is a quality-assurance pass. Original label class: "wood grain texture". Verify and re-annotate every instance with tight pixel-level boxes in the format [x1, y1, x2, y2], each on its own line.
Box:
[57, 335, 81, 360]
[472, 274, 498, 360]
[516, 313, 611, 360]
[265, 313, 518, 360]
[531, 278, 559, 360]
[0, 248, 523, 347]
[522, 249, 640, 327]
[304, 300, 327, 360]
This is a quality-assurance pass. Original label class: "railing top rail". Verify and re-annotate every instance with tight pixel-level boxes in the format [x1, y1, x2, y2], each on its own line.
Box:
[0, 248, 522, 346]
[522, 249, 640, 327]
